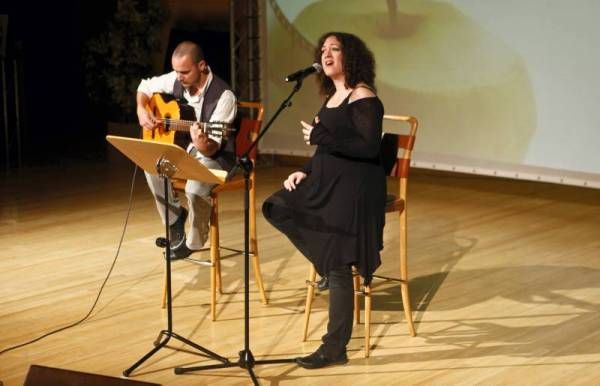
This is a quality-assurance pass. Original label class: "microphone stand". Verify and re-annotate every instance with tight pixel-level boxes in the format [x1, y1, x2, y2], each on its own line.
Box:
[175, 79, 305, 384]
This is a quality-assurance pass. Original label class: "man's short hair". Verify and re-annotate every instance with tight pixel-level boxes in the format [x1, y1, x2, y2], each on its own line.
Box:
[172, 41, 205, 63]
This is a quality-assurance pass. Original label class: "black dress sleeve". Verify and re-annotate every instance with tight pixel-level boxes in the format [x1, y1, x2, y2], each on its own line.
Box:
[309, 97, 383, 159]
[300, 159, 312, 174]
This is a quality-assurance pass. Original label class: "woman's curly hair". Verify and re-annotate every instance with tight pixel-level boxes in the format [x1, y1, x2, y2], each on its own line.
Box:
[313, 32, 376, 96]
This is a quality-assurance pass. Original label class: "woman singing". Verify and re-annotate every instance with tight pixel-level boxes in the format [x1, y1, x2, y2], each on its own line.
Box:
[262, 31, 386, 369]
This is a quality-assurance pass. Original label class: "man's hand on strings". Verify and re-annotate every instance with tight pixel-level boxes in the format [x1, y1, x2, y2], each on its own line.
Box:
[137, 106, 158, 130]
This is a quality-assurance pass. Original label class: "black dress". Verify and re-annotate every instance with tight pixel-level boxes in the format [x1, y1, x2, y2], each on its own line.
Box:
[263, 94, 386, 284]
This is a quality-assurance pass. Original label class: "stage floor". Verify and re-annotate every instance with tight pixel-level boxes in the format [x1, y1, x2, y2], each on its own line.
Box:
[1, 158, 600, 385]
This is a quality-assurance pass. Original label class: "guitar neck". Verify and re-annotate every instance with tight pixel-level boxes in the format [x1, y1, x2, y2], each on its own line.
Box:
[156, 118, 195, 132]
[155, 119, 231, 133]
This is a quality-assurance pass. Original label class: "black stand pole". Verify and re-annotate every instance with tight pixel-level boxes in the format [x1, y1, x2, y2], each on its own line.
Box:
[123, 157, 230, 377]
[174, 81, 305, 384]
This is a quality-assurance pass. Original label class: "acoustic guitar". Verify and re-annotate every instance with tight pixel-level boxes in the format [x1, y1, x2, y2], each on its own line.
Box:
[141, 93, 234, 145]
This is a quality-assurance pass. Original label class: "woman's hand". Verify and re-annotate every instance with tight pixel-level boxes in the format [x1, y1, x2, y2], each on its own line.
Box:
[283, 171, 307, 191]
[300, 121, 312, 145]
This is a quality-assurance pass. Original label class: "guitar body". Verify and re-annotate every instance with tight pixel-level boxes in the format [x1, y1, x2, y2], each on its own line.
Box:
[142, 93, 196, 146]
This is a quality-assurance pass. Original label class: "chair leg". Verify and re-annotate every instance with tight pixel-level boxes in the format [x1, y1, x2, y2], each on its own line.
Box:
[251, 241, 268, 305]
[250, 196, 268, 304]
[302, 264, 317, 341]
[364, 284, 372, 358]
[401, 281, 416, 337]
[211, 198, 222, 295]
[161, 263, 167, 309]
[353, 267, 360, 324]
[400, 210, 416, 337]
[215, 256, 222, 295]
[209, 198, 220, 321]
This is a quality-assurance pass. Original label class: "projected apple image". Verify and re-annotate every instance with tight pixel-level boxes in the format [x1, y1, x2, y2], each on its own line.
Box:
[266, 0, 536, 163]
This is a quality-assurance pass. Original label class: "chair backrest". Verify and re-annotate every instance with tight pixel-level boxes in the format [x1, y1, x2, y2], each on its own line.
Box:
[381, 115, 418, 201]
[235, 101, 264, 162]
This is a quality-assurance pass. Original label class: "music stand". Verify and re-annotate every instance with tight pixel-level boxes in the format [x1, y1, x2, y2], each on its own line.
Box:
[106, 135, 230, 376]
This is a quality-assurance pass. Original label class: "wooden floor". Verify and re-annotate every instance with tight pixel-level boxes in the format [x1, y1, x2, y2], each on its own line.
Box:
[1, 157, 600, 385]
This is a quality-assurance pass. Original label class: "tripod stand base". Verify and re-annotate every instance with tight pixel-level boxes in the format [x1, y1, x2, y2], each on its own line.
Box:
[123, 329, 230, 377]
[175, 349, 296, 385]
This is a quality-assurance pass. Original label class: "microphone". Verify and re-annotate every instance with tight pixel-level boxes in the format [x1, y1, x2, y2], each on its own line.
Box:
[285, 63, 323, 82]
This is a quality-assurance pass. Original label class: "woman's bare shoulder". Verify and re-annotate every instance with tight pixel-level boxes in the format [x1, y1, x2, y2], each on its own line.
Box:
[349, 83, 376, 102]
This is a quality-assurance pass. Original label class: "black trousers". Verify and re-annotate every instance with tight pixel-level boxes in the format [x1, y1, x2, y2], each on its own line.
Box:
[263, 200, 354, 356]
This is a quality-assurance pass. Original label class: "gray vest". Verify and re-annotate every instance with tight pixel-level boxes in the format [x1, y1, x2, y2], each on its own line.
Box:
[173, 74, 235, 170]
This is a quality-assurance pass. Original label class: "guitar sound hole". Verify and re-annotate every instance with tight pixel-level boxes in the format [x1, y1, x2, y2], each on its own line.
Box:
[164, 114, 171, 131]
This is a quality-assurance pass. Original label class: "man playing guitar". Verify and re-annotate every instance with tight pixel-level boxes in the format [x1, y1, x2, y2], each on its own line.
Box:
[136, 40, 237, 259]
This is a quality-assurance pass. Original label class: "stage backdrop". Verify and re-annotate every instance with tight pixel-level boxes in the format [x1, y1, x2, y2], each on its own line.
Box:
[260, 0, 600, 189]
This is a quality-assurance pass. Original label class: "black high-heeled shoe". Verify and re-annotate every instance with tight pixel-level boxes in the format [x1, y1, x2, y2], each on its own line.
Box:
[316, 276, 329, 291]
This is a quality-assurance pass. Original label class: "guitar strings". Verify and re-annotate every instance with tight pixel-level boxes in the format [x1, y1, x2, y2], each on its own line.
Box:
[152, 118, 234, 133]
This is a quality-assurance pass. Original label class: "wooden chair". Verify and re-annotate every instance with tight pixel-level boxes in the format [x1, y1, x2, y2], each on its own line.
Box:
[302, 114, 418, 357]
[161, 101, 268, 320]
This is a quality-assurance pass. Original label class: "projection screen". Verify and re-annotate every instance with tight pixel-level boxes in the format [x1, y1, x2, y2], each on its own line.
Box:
[260, 0, 600, 189]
